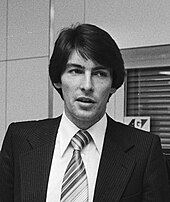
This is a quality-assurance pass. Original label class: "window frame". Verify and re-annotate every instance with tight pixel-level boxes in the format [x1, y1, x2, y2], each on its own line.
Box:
[121, 45, 170, 152]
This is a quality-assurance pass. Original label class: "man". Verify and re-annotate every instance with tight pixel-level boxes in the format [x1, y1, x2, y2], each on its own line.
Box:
[0, 23, 169, 202]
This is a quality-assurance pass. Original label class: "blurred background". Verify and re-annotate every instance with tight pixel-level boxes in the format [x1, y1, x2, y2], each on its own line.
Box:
[0, 0, 170, 151]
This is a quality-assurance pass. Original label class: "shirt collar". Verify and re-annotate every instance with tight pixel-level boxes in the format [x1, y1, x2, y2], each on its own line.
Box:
[87, 114, 107, 154]
[58, 112, 107, 157]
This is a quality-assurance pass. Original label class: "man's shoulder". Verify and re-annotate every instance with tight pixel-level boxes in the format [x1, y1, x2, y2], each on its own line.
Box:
[107, 115, 160, 153]
[107, 115, 157, 142]
[3, 116, 62, 152]
[9, 116, 61, 129]
[6, 116, 61, 140]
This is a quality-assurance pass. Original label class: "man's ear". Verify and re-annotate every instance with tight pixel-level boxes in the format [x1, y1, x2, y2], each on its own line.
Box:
[110, 88, 116, 95]
[54, 83, 62, 89]
[107, 88, 116, 102]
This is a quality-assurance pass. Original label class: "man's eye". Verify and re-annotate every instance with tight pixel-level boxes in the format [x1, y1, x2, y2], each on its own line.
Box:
[94, 71, 108, 77]
[69, 69, 83, 74]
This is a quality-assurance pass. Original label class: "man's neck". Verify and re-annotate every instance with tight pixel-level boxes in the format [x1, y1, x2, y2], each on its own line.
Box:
[63, 111, 106, 130]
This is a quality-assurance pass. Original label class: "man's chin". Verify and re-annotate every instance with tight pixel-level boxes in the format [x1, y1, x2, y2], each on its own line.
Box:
[75, 111, 100, 124]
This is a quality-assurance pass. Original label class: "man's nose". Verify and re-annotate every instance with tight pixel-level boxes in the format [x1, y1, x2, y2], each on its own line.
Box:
[81, 73, 93, 92]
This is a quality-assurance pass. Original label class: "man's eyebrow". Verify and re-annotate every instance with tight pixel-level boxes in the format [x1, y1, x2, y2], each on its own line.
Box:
[66, 63, 110, 72]
[66, 63, 84, 69]
[93, 66, 109, 70]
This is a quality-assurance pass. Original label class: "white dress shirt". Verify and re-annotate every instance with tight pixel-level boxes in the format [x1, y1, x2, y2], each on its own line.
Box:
[46, 112, 107, 202]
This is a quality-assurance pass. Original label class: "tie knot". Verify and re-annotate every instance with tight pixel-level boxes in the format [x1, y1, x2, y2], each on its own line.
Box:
[71, 130, 92, 151]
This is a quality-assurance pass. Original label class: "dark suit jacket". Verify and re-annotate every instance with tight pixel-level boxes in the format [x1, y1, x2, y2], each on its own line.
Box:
[0, 115, 170, 202]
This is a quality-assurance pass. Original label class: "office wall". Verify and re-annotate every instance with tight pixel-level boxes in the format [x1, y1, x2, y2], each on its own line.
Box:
[85, 0, 170, 48]
[0, 0, 50, 147]
[1, 0, 170, 147]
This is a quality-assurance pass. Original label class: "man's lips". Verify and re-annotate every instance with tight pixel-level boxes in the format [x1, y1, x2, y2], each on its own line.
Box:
[76, 97, 96, 104]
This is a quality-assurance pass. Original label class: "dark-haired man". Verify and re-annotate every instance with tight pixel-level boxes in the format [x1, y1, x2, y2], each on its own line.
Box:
[0, 23, 170, 202]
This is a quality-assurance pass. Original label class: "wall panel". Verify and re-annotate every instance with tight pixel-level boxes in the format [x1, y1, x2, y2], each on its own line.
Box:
[85, 0, 170, 48]
[0, 0, 7, 61]
[8, 0, 49, 60]
[53, 0, 85, 39]
[0, 62, 6, 148]
[6, 57, 49, 126]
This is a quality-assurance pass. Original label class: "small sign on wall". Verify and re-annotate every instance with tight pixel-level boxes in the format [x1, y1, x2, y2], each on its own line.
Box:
[124, 116, 150, 132]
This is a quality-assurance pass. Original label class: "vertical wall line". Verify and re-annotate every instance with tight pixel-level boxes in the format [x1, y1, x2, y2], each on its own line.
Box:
[48, 0, 55, 118]
[5, 0, 9, 129]
[83, 0, 86, 23]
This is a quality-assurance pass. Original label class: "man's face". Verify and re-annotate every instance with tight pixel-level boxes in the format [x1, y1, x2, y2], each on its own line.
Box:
[55, 50, 116, 129]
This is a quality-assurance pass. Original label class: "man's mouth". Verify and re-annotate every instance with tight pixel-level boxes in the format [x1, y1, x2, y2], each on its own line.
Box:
[76, 97, 95, 104]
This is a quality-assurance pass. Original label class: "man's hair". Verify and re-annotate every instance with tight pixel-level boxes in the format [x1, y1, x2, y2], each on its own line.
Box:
[49, 23, 125, 98]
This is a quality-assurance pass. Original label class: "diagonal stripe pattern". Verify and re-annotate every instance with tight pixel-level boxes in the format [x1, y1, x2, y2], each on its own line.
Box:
[60, 130, 92, 202]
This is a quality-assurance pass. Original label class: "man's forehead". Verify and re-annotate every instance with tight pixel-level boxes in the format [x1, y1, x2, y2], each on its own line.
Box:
[66, 49, 111, 71]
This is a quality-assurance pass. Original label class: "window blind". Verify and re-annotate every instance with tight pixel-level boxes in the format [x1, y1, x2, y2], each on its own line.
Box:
[125, 66, 170, 150]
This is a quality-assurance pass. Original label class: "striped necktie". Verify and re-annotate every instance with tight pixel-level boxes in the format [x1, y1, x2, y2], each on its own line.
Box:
[60, 130, 92, 202]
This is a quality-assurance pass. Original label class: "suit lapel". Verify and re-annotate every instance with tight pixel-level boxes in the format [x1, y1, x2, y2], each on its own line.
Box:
[19, 115, 135, 201]
[19, 117, 61, 201]
[93, 116, 136, 202]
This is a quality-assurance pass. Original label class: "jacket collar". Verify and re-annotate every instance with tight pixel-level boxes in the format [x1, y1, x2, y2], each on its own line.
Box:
[26, 117, 61, 149]
[19, 117, 61, 201]
[93, 115, 136, 202]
